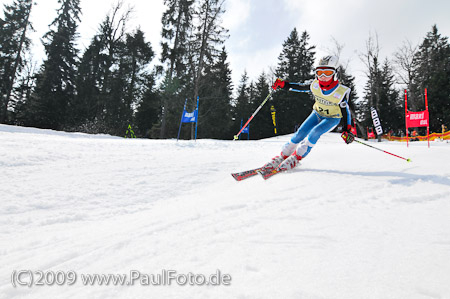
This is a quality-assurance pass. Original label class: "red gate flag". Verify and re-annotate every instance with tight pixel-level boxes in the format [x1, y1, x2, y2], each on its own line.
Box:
[404, 89, 430, 147]
[406, 110, 429, 127]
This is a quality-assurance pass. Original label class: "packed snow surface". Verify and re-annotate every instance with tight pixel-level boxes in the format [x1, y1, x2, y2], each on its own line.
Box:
[1, 124, 450, 299]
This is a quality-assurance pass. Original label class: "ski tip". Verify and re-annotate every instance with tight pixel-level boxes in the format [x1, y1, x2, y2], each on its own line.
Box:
[231, 173, 240, 181]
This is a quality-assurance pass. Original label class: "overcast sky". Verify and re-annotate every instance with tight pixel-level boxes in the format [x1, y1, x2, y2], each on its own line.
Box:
[2, 0, 450, 99]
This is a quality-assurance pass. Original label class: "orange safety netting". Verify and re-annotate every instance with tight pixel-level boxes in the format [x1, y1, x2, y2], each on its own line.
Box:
[383, 131, 450, 142]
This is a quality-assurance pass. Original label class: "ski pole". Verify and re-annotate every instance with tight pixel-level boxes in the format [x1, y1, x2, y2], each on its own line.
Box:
[233, 90, 274, 140]
[353, 139, 412, 162]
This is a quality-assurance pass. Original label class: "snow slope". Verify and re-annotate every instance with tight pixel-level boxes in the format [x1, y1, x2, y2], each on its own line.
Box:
[1, 124, 450, 299]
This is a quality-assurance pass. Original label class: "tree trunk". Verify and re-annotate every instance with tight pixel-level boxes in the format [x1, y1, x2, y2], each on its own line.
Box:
[160, 1, 184, 139]
[1, 2, 32, 123]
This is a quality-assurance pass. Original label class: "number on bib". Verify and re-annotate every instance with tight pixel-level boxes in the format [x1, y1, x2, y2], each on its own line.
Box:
[318, 107, 330, 115]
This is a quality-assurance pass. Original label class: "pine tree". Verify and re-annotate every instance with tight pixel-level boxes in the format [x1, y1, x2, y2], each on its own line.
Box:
[276, 29, 315, 82]
[361, 52, 403, 136]
[199, 46, 233, 139]
[99, 28, 154, 135]
[135, 73, 160, 138]
[250, 71, 272, 139]
[117, 28, 154, 131]
[232, 71, 251, 136]
[161, 0, 229, 139]
[158, 0, 229, 139]
[190, 0, 228, 100]
[10, 56, 35, 125]
[274, 28, 316, 135]
[73, 35, 105, 131]
[378, 59, 403, 132]
[161, 0, 194, 81]
[27, 0, 81, 129]
[359, 33, 385, 139]
[73, 3, 135, 134]
[413, 25, 450, 131]
[159, 0, 194, 138]
[0, 0, 33, 123]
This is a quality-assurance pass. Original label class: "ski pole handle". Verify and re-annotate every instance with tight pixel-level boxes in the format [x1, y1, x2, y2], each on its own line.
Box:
[234, 90, 274, 140]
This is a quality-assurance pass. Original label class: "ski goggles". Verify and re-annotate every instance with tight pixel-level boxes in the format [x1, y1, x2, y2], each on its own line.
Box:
[315, 69, 335, 77]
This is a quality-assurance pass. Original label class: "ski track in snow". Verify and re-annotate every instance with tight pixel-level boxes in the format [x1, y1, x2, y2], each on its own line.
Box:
[1, 124, 450, 299]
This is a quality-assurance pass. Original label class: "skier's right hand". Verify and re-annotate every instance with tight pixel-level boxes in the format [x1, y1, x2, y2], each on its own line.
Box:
[272, 78, 286, 90]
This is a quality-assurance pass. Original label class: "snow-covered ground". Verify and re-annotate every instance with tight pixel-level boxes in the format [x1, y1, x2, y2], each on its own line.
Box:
[1, 124, 450, 299]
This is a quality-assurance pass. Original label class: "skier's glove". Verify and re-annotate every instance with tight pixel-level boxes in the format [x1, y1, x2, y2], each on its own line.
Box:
[272, 78, 286, 90]
[341, 131, 355, 144]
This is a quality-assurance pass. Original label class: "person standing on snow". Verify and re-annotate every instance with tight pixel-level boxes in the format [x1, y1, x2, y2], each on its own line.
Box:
[263, 55, 355, 173]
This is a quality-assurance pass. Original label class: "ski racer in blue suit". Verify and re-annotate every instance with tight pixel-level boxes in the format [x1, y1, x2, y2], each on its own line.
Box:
[263, 55, 355, 172]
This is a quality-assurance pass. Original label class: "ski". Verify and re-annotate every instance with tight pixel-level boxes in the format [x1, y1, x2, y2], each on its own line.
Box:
[231, 156, 290, 181]
[260, 168, 284, 180]
[231, 168, 262, 181]
[261, 162, 303, 180]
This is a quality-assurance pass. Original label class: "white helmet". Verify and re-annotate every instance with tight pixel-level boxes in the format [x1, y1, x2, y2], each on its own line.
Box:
[315, 55, 339, 80]
[316, 55, 339, 69]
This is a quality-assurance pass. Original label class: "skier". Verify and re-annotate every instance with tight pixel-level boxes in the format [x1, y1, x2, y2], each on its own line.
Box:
[263, 55, 355, 174]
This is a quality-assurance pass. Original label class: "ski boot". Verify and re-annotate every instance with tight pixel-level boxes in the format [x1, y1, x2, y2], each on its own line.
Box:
[261, 153, 288, 172]
[277, 151, 302, 172]
[261, 142, 298, 172]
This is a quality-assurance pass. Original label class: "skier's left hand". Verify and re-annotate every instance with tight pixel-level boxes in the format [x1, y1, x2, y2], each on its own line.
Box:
[341, 130, 355, 144]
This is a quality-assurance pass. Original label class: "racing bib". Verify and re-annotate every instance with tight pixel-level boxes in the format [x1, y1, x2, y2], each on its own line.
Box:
[310, 80, 350, 118]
